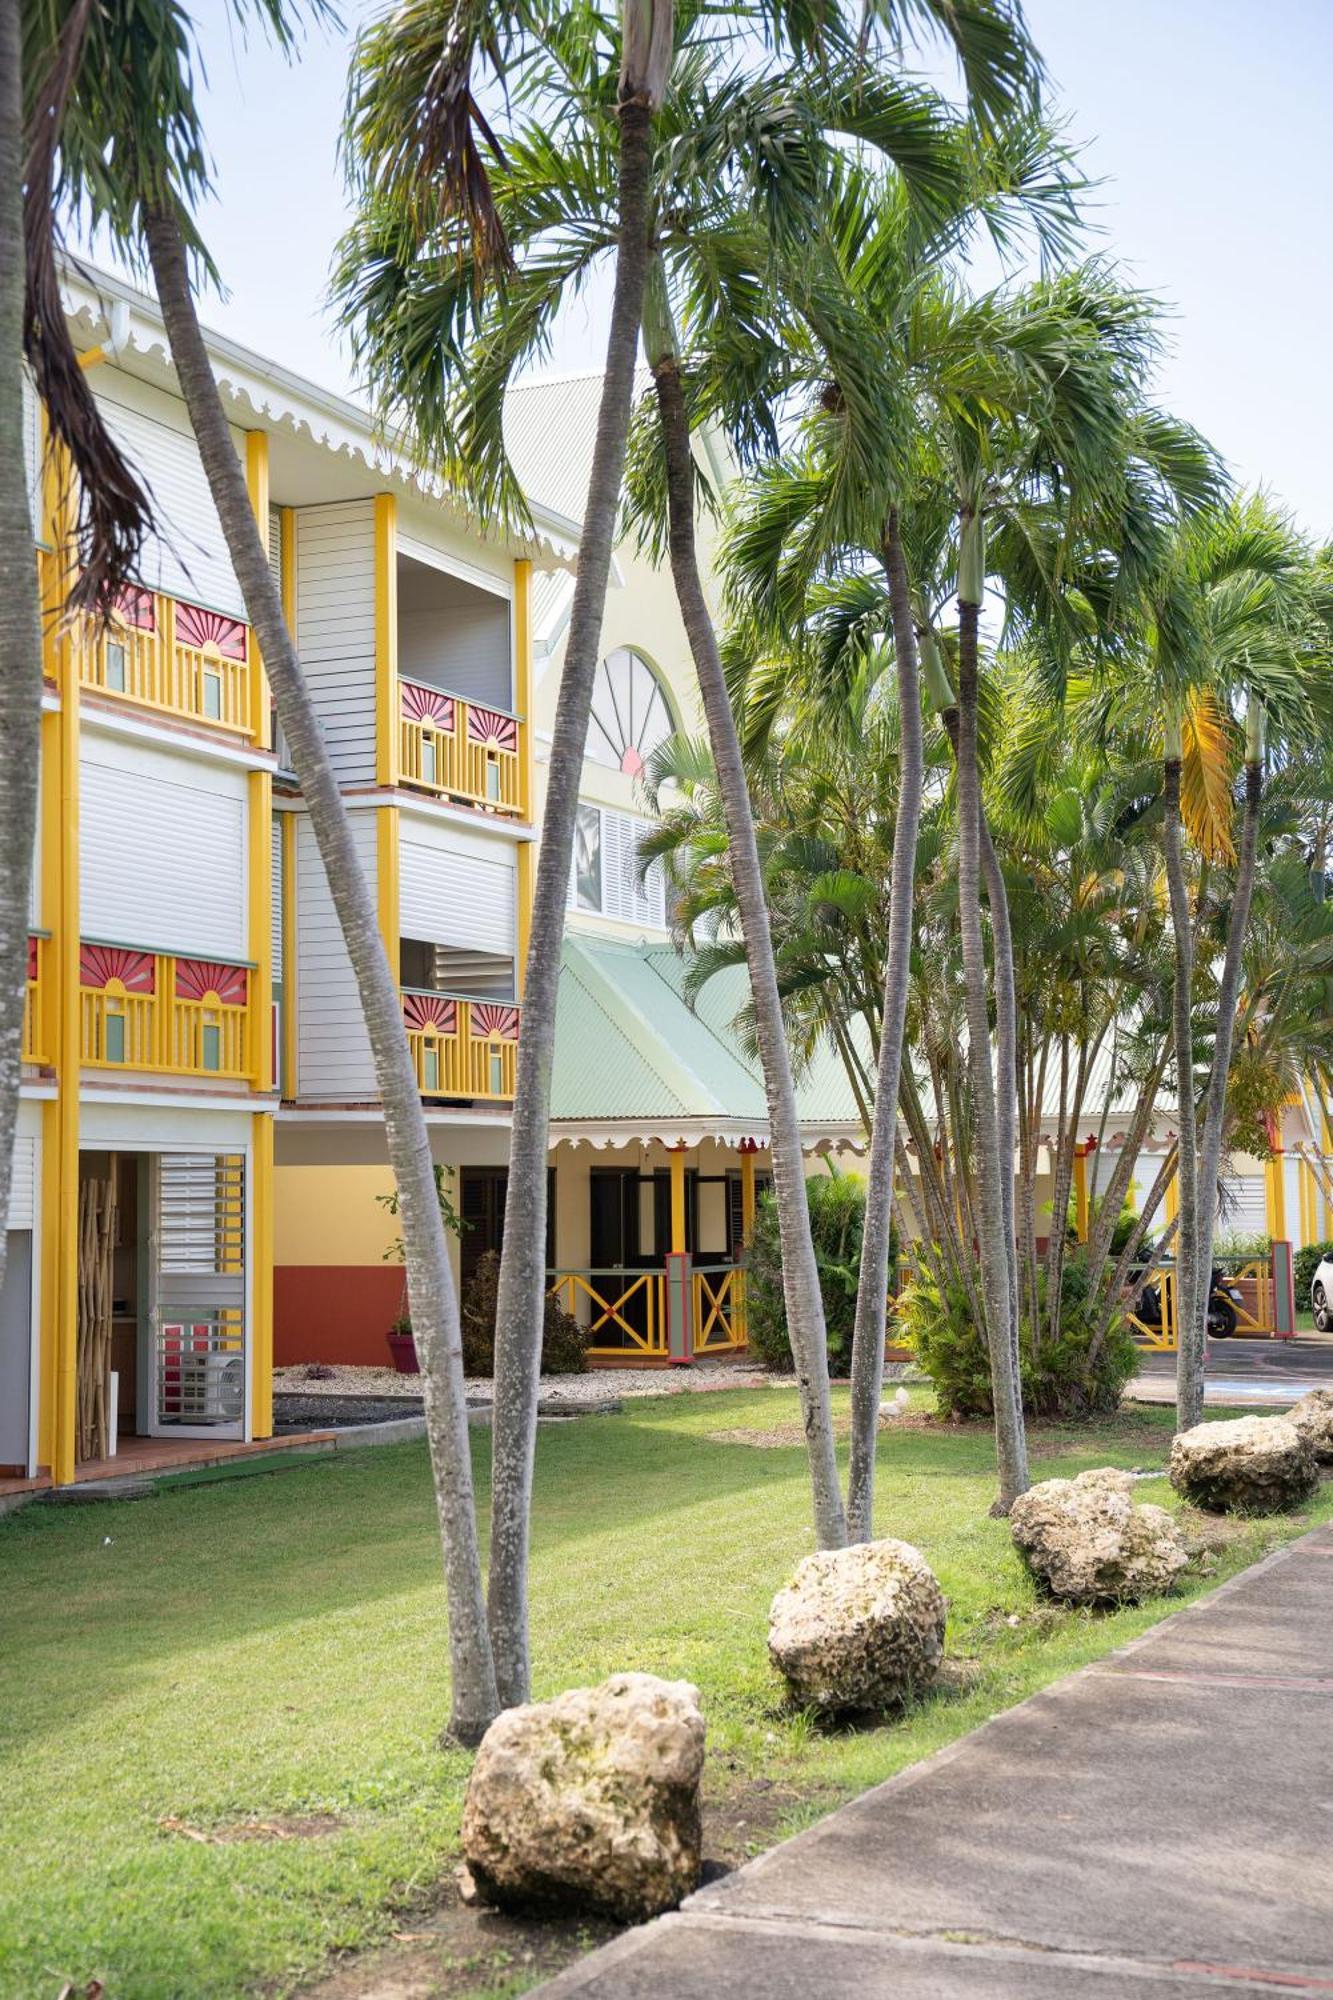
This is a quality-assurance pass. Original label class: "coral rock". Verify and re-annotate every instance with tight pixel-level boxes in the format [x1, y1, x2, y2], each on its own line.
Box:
[460, 1673, 704, 1921]
[1289, 1388, 1333, 1465]
[1169, 1415, 1318, 1515]
[1009, 1466, 1188, 1606]
[768, 1538, 946, 1713]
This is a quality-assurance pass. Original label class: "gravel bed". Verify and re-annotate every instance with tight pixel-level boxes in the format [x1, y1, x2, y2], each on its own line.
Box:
[274, 1361, 778, 1405]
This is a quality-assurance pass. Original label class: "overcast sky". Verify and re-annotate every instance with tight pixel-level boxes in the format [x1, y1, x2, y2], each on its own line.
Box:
[93, 0, 1333, 537]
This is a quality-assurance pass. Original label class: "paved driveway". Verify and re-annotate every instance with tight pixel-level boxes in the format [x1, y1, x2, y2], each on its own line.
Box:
[1132, 1335, 1333, 1406]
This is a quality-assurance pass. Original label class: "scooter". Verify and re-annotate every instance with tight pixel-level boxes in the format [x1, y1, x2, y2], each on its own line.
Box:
[1136, 1264, 1243, 1339]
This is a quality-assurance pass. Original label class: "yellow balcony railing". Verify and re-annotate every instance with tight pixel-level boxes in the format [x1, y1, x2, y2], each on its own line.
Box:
[79, 943, 253, 1080]
[76, 590, 255, 737]
[399, 677, 523, 815]
[546, 1261, 749, 1361]
[402, 991, 519, 1101]
[23, 933, 47, 1064]
[693, 1263, 748, 1352]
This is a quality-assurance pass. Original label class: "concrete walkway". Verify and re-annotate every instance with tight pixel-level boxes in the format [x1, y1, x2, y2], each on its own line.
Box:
[539, 1522, 1333, 1997]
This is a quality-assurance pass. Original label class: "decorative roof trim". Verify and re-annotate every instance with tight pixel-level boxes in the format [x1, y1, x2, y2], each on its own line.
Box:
[60, 260, 581, 572]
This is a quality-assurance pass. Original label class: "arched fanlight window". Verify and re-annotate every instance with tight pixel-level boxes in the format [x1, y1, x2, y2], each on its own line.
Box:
[585, 647, 674, 777]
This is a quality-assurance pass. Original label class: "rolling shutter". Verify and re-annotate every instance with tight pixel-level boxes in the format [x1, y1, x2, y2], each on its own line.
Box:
[400, 838, 516, 957]
[95, 390, 245, 617]
[6, 1137, 35, 1232]
[80, 742, 247, 959]
[22, 373, 42, 541]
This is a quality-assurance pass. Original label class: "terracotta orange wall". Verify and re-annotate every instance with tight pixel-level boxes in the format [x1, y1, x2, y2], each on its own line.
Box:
[275, 1265, 404, 1366]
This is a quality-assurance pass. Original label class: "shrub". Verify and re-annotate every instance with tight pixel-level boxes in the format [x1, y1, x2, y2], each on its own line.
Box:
[903, 1252, 1138, 1422]
[460, 1250, 588, 1377]
[746, 1165, 888, 1376]
[1296, 1240, 1333, 1299]
[1214, 1229, 1271, 1261]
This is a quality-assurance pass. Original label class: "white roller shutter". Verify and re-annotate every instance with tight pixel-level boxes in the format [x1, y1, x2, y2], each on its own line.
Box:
[22, 373, 42, 541]
[295, 811, 377, 1098]
[6, 1136, 35, 1231]
[294, 502, 376, 785]
[401, 837, 515, 956]
[271, 818, 284, 971]
[95, 390, 245, 617]
[80, 739, 248, 959]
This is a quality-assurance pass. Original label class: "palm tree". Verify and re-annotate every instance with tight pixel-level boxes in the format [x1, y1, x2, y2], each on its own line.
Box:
[339, 2, 1048, 1662]
[40, 0, 501, 1743]
[2, 0, 154, 1299]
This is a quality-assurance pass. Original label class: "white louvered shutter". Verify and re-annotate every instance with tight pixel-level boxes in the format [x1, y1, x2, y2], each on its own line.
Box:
[95, 393, 245, 617]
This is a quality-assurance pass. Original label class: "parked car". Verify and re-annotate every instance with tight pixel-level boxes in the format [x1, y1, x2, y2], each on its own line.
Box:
[1311, 1255, 1333, 1332]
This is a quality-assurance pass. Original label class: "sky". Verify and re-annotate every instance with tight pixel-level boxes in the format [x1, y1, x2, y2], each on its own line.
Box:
[90, 0, 1333, 536]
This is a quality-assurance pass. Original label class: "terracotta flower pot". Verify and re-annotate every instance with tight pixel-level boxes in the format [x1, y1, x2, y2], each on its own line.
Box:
[386, 1329, 420, 1375]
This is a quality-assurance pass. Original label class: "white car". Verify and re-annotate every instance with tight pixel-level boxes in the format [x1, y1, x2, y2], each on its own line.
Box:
[1311, 1255, 1333, 1332]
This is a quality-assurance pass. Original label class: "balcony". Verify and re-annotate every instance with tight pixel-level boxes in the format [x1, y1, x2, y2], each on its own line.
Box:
[80, 943, 254, 1080]
[399, 677, 522, 816]
[401, 989, 519, 1101]
[546, 1264, 748, 1360]
[76, 590, 256, 737]
[23, 933, 47, 1064]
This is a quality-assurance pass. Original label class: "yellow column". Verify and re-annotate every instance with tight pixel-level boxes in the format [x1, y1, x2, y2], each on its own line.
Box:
[1299, 1158, 1317, 1251]
[248, 771, 273, 1094]
[244, 432, 271, 749]
[1266, 1152, 1287, 1242]
[374, 493, 398, 789]
[280, 809, 298, 1099]
[670, 1147, 687, 1255]
[516, 841, 532, 996]
[740, 1147, 756, 1246]
[39, 453, 80, 1485]
[377, 806, 400, 979]
[1323, 1106, 1333, 1239]
[1073, 1146, 1090, 1243]
[249, 1112, 274, 1438]
[514, 558, 534, 823]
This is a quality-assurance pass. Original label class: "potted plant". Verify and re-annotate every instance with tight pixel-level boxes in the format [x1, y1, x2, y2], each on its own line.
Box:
[377, 1166, 465, 1374]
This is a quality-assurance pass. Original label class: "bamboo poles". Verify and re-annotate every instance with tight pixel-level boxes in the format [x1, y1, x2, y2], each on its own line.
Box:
[76, 1159, 117, 1462]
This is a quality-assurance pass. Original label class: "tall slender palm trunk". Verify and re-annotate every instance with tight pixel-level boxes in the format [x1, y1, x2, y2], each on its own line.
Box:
[0, 0, 42, 1299]
[143, 204, 499, 1745]
[1162, 740, 1202, 1431]
[956, 550, 1028, 1511]
[1193, 702, 1263, 1358]
[652, 353, 847, 1549]
[846, 511, 923, 1542]
[487, 97, 660, 1705]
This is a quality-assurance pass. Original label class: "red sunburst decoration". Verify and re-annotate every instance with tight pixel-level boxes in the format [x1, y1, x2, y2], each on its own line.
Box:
[115, 587, 156, 631]
[175, 958, 248, 1004]
[402, 992, 458, 1034]
[80, 944, 155, 993]
[466, 705, 517, 753]
[472, 1003, 519, 1042]
[401, 681, 456, 730]
[175, 601, 247, 660]
[26, 935, 38, 981]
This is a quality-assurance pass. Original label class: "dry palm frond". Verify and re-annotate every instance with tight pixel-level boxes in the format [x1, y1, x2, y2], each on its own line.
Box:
[1181, 687, 1237, 863]
[23, 0, 153, 617]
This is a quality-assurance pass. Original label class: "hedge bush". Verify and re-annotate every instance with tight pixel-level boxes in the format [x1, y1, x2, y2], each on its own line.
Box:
[746, 1166, 889, 1376]
[901, 1251, 1138, 1422]
[460, 1250, 588, 1377]
[1296, 1240, 1333, 1300]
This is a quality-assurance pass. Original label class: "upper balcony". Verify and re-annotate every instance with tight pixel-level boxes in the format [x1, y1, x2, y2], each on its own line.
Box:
[79, 942, 258, 1082]
[75, 589, 258, 739]
[395, 551, 524, 819]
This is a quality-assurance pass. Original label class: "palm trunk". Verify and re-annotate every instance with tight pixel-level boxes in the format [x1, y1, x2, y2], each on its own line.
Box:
[143, 202, 499, 1745]
[0, 0, 41, 1301]
[487, 95, 660, 1703]
[1162, 732, 1202, 1431]
[956, 520, 1027, 1511]
[1193, 698, 1263, 1346]
[651, 348, 847, 1549]
[845, 511, 923, 1541]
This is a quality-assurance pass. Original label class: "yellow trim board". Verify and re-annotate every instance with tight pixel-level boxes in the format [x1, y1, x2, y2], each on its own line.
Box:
[374, 494, 398, 789]
[377, 806, 400, 978]
[248, 771, 273, 1094]
[281, 810, 298, 1098]
[250, 1113, 275, 1437]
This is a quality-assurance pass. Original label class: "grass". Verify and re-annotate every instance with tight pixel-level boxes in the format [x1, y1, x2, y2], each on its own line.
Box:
[1, 1387, 1329, 2000]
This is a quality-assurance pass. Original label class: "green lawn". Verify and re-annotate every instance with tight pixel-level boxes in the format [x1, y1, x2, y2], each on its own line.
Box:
[2, 1389, 1329, 2000]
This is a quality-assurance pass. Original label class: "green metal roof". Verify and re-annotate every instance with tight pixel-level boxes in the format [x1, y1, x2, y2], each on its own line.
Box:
[551, 933, 863, 1134]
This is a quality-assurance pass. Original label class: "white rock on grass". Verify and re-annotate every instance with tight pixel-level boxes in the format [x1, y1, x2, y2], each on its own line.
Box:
[1009, 1466, 1188, 1606]
[1289, 1388, 1333, 1465]
[459, 1673, 704, 1921]
[1169, 1414, 1319, 1515]
[768, 1538, 946, 1714]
